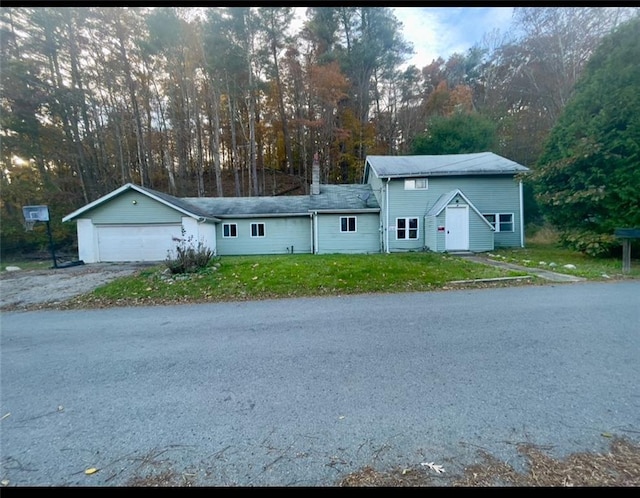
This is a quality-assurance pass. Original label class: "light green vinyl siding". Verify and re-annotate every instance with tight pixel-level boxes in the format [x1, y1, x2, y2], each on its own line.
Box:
[87, 191, 182, 224]
[216, 216, 312, 255]
[427, 176, 520, 248]
[468, 211, 494, 252]
[385, 179, 428, 251]
[375, 175, 521, 251]
[425, 195, 495, 253]
[316, 213, 380, 254]
[424, 216, 437, 251]
[434, 211, 446, 252]
[441, 193, 494, 252]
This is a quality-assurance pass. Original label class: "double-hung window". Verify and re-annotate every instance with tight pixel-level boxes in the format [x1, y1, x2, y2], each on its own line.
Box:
[396, 217, 418, 239]
[250, 222, 265, 237]
[222, 223, 237, 238]
[483, 213, 514, 232]
[340, 216, 357, 233]
[404, 178, 428, 190]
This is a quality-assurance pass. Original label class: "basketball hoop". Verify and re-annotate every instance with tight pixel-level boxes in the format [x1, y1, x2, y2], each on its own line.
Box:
[22, 204, 58, 268]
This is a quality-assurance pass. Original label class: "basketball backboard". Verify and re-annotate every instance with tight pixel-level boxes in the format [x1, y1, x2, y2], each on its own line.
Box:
[22, 205, 50, 222]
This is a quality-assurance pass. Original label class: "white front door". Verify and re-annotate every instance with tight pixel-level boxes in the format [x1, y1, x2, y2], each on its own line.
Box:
[445, 205, 469, 251]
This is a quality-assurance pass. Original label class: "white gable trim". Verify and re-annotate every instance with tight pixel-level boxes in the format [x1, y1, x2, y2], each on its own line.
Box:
[427, 189, 495, 230]
[62, 183, 212, 222]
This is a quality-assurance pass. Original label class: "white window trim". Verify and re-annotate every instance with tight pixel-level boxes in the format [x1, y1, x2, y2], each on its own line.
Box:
[250, 222, 266, 238]
[340, 216, 357, 233]
[395, 217, 419, 240]
[404, 178, 428, 190]
[222, 223, 238, 238]
[483, 213, 514, 233]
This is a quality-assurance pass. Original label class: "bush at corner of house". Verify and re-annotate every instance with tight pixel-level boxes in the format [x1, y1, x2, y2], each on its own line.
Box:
[165, 236, 217, 274]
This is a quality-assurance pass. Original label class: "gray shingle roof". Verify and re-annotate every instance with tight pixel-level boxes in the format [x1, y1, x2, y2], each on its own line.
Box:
[184, 184, 379, 217]
[426, 190, 459, 216]
[366, 152, 529, 178]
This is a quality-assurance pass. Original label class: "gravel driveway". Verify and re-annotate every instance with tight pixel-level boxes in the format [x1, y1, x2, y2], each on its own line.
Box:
[0, 262, 155, 311]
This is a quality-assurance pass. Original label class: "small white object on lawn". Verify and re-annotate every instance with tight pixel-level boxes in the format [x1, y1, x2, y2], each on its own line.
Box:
[421, 461, 445, 474]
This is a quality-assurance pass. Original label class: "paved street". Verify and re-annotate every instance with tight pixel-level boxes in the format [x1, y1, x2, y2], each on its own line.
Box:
[1, 281, 639, 486]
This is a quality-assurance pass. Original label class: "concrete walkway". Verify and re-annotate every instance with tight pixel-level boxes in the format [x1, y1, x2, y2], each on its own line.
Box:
[456, 254, 586, 283]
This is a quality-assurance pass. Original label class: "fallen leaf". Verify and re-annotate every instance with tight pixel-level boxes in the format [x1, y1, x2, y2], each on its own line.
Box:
[84, 468, 98, 475]
[601, 432, 613, 438]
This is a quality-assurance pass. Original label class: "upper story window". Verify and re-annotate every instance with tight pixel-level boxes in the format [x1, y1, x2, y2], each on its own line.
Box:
[404, 178, 428, 190]
[340, 216, 357, 232]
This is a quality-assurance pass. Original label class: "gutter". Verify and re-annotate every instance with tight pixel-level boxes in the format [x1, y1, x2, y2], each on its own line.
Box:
[312, 211, 318, 254]
[379, 170, 528, 179]
[197, 216, 221, 223]
[519, 180, 525, 247]
[310, 208, 380, 214]
[385, 178, 390, 253]
[214, 212, 310, 219]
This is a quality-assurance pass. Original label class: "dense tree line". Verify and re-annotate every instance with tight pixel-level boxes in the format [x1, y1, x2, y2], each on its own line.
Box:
[1, 6, 637, 256]
[531, 16, 640, 256]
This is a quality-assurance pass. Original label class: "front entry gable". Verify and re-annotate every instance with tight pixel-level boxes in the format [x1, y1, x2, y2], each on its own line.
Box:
[426, 189, 494, 229]
[425, 189, 495, 253]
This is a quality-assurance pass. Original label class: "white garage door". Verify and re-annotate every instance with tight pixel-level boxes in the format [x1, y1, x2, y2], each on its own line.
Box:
[97, 224, 183, 262]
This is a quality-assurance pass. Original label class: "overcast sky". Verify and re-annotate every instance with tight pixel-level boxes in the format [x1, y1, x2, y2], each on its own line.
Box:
[393, 7, 516, 67]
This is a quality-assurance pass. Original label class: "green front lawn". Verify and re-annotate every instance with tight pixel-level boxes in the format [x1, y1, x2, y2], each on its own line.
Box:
[75, 252, 530, 308]
[6, 242, 637, 310]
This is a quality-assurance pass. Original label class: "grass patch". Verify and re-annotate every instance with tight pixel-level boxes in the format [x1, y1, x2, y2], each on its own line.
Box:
[75, 252, 529, 307]
[489, 242, 640, 279]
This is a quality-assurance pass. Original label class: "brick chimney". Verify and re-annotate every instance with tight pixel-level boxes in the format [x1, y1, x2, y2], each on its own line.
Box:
[311, 153, 320, 195]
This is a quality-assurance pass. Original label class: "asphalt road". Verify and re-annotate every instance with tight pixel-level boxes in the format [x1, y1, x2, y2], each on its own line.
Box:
[1, 281, 639, 486]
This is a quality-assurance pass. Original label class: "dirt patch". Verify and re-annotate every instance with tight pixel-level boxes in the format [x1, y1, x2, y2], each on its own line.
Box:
[0, 262, 156, 311]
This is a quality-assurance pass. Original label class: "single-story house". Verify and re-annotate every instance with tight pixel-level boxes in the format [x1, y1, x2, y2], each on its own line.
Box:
[62, 152, 528, 262]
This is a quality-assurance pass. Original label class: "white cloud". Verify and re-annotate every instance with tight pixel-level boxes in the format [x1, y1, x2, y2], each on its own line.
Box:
[394, 7, 515, 68]
[290, 6, 515, 69]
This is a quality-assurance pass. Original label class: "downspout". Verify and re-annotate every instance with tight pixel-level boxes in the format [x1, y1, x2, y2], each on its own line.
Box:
[519, 180, 525, 247]
[312, 211, 318, 254]
[385, 178, 390, 253]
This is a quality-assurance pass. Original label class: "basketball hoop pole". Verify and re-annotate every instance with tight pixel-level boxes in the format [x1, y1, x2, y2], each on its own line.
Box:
[46, 220, 58, 269]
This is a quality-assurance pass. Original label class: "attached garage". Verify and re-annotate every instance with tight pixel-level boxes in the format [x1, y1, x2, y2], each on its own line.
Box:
[96, 224, 183, 262]
[63, 184, 219, 263]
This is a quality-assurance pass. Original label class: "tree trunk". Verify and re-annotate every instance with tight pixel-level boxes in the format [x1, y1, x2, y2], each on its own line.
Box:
[114, 14, 149, 187]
